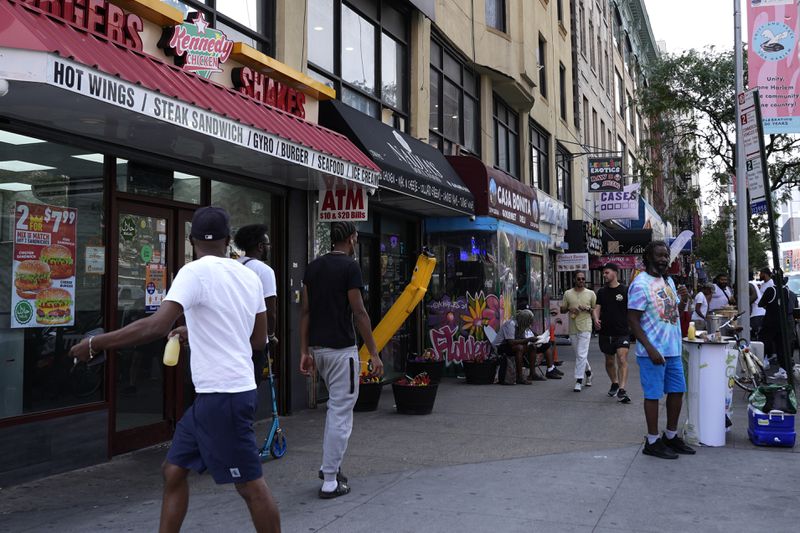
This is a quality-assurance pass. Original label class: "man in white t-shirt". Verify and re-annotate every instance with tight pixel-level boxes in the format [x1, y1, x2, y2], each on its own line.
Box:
[709, 274, 734, 311]
[691, 284, 713, 328]
[235, 224, 278, 383]
[70, 207, 281, 532]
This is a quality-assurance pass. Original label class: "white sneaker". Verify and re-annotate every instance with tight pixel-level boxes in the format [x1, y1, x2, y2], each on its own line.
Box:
[585, 372, 593, 387]
[573, 382, 582, 392]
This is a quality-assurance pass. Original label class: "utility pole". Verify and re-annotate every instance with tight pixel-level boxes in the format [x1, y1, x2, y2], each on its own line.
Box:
[733, 0, 749, 340]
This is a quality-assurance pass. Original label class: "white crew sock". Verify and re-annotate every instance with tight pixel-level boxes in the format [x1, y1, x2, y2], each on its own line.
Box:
[647, 434, 659, 444]
[664, 429, 678, 440]
[548, 366, 555, 372]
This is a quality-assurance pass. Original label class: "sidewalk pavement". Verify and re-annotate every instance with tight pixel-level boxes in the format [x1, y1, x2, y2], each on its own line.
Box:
[2, 339, 798, 532]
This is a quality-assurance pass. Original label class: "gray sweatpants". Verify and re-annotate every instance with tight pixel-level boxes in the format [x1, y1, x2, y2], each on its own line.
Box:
[315, 346, 360, 478]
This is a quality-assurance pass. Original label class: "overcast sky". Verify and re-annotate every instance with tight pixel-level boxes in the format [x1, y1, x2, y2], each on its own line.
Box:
[644, 0, 748, 53]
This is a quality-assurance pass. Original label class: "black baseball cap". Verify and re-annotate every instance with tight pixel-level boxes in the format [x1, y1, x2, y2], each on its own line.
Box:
[602, 262, 619, 272]
[190, 206, 230, 241]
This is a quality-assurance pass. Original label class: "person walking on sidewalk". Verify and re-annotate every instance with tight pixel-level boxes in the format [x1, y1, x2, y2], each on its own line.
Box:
[592, 263, 631, 403]
[628, 240, 696, 459]
[70, 207, 281, 532]
[300, 222, 383, 499]
[561, 272, 595, 392]
[234, 224, 278, 384]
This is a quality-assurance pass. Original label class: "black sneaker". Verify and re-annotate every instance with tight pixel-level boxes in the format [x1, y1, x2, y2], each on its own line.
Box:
[617, 389, 631, 404]
[552, 367, 564, 376]
[546, 369, 563, 379]
[318, 468, 348, 483]
[554, 360, 564, 366]
[662, 433, 696, 455]
[642, 437, 679, 459]
[607, 383, 620, 397]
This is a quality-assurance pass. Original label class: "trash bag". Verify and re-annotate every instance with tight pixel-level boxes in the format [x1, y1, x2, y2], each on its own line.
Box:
[748, 384, 797, 414]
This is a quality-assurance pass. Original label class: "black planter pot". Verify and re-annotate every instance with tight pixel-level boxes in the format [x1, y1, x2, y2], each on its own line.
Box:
[354, 381, 384, 412]
[392, 382, 438, 415]
[462, 361, 498, 384]
[405, 360, 445, 383]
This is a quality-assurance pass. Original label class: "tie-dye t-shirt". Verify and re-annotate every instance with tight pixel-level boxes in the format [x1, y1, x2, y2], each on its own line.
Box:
[628, 272, 682, 358]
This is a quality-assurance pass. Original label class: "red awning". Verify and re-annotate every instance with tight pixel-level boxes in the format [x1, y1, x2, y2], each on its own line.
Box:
[0, 0, 379, 178]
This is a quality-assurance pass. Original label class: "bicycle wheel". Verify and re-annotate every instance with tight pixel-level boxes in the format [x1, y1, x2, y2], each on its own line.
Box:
[270, 430, 287, 459]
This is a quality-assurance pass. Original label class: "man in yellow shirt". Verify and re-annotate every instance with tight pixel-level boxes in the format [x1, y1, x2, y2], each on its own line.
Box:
[561, 272, 596, 392]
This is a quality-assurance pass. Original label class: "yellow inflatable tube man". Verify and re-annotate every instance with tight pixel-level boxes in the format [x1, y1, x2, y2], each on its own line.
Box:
[358, 250, 437, 369]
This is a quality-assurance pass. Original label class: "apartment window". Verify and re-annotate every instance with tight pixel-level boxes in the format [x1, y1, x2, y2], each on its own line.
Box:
[308, 0, 409, 127]
[592, 109, 598, 149]
[607, 129, 613, 154]
[589, 20, 596, 70]
[556, 143, 572, 208]
[613, 6, 623, 54]
[538, 35, 547, 99]
[165, 0, 275, 53]
[494, 95, 519, 177]
[582, 97, 590, 145]
[429, 37, 481, 155]
[628, 152, 637, 182]
[559, 62, 568, 121]
[617, 136, 626, 173]
[626, 91, 633, 130]
[636, 111, 642, 147]
[604, 50, 611, 95]
[486, 0, 506, 32]
[597, 35, 602, 80]
[557, 0, 564, 24]
[600, 119, 606, 150]
[529, 120, 550, 193]
[615, 70, 624, 117]
[579, 4, 586, 56]
[624, 35, 633, 74]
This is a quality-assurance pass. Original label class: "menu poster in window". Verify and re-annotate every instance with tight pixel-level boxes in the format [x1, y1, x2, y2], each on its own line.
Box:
[145, 264, 167, 314]
[11, 201, 77, 328]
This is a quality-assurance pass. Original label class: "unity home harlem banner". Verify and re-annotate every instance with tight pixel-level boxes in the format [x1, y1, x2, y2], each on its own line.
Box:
[747, 1, 800, 133]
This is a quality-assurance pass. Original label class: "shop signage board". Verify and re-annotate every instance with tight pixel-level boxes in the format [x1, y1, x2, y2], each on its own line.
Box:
[318, 178, 368, 221]
[589, 255, 642, 270]
[487, 172, 539, 230]
[232, 67, 307, 118]
[587, 157, 624, 192]
[738, 89, 769, 214]
[747, 2, 800, 133]
[598, 182, 640, 221]
[159, 12, 233, 79]
[12, 201, 77, 328]
[45, 57, 379, 190]
[556, 253, 589, 272]
[583, 220, 603, 256]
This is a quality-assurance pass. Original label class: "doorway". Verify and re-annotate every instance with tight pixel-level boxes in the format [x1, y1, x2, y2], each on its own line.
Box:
[110, 201, 194, 455]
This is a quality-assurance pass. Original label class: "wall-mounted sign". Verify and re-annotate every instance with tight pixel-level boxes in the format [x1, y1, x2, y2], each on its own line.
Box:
[160, 12, 234, 79]
[145, 264, 167, 314]
[556, 253, 589, 272]
[588, 157, 624, 192]
[232, 67, 307, 118]
[583, 220, 603, 256]
[598, 182, 640, 221]
[23, 0, 143, 50]
[318, 178, 368, 221]
[12, 202, 77, 328]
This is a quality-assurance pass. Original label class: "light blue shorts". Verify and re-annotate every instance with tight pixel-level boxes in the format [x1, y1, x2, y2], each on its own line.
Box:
[637, 356, 686, 400]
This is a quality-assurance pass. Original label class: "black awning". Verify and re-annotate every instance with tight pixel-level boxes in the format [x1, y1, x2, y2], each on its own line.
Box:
[319, 100, 474, 216]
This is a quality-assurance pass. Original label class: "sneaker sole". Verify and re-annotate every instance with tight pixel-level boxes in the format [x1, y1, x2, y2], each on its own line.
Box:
[642, 449, 679, 459]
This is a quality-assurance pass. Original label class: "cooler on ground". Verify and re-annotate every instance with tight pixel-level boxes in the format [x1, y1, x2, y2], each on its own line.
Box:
[747, 406, 796, 447]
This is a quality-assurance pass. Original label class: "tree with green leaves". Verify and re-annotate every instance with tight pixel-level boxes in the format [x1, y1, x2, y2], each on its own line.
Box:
[695, 213, 769, 280]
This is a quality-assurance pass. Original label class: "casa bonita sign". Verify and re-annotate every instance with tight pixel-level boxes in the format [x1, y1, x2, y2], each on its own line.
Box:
[160, 12, 234, 79]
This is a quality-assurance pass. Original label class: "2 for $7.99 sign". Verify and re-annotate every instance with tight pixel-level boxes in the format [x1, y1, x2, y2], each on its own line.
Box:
[12, 202, 78, 328]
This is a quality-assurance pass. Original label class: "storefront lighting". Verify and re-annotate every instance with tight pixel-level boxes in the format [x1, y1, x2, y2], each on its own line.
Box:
[0, 132, 44, 146]
[0, 182, 32, 192]
[71, 153, 105, 164]
[313, 26, 324, 31]
[174, 172, 198, 180]
[0, 160, 55, 172]
[345, 47, 354, 51]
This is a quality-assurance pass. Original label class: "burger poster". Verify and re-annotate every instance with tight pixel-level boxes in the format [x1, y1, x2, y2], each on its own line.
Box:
[12, 201, 77, 328]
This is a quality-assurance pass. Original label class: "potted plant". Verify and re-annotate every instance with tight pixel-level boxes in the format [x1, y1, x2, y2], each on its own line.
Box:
[462, 352, 498, 385]
[405, 349, 445, 384]
[354, 373, 384, 412]
[392, 372, 438, 415]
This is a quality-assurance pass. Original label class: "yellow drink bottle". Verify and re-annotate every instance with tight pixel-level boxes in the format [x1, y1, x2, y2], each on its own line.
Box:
[163, 335, 180, 366]
[687, 321, 696, 341]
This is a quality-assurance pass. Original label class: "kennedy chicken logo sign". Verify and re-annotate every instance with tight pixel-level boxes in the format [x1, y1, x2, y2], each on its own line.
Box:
[159, 12, 234, 79]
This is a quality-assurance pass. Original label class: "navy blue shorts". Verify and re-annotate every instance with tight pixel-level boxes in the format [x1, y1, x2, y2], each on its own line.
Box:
[166, 389, 262, 484]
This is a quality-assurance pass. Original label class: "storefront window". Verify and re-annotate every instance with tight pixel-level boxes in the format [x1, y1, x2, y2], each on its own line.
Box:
[0, 130, 106, 419]
[117, 162, 201, 204]
[211, 181, 273, 261]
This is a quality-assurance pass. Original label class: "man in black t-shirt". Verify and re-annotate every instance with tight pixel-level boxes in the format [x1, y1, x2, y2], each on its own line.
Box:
[300, 222, 383, 500]
[592, 263, 632, 403]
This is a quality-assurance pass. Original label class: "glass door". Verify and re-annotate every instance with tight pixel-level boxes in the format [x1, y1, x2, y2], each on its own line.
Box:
[111, 203, 177, 454]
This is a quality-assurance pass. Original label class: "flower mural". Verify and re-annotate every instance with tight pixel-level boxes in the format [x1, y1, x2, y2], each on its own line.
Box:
[461, 292, 488, 340]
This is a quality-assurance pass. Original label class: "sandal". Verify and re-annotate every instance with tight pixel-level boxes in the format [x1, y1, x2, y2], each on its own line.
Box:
[319, 481, 351, 499]
[318, 468, 348, 483]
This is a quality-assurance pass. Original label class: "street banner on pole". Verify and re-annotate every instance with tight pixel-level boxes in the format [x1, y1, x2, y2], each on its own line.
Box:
[747, 2, 800, 133]
[587, 157, 623, 192]
[738, 89, 768, 215]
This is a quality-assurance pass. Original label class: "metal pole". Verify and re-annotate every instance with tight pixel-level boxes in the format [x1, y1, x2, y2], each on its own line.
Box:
[734, 0, 750, 341]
